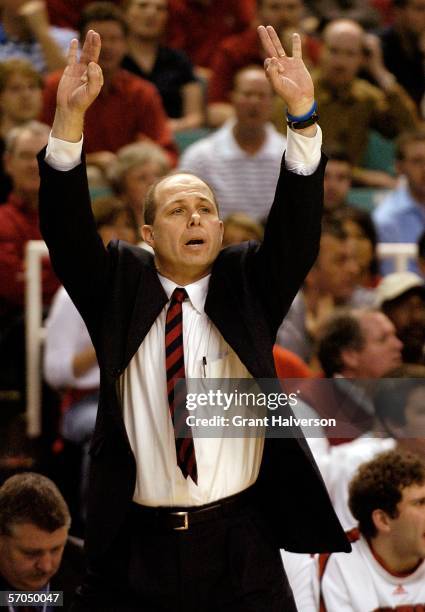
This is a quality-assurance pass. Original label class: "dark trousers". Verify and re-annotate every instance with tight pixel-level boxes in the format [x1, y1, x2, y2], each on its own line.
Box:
[72, 500, 297, 612]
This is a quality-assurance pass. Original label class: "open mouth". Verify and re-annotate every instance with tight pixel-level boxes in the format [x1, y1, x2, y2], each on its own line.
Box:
[185, 239, 205, 246]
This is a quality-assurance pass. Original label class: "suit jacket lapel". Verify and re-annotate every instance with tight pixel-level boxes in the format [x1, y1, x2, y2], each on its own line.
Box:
[205, 267, 260, 378]
[123, 261, 168, 371]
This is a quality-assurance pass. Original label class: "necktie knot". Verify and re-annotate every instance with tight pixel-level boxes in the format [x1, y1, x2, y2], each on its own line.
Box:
[172, 287, 187, 304]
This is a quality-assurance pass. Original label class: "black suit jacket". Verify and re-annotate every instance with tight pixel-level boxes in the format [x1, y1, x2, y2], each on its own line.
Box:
[38, 149, 350, 562]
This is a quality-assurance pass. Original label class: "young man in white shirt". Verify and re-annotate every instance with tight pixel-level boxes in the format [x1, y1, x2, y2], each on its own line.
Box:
[320, 450, 425, 611]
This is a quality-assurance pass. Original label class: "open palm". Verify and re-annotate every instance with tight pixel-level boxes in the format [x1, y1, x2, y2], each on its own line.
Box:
[56, 30, 103, 115]
[257, 26, 314, 115]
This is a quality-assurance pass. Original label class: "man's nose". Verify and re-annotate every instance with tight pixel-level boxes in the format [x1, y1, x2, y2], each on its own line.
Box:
[35, 553, 54, 574]
[393, 335, 403, 351]
[188, 212, 200, 226]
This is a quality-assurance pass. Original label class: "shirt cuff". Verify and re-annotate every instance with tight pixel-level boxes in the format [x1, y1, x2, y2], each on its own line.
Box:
[45, 131, 83, 171]
[285, 124, 322, 176]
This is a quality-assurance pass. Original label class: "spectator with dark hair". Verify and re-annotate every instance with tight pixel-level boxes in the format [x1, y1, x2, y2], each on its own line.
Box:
[334, 205, 380, 288]
[0, 58, 43, 203]
[373, 128, 425, 273]
[276, 216, 373, 364]
[0, 472, 83, 609]
[107, 140, 171, 227]
[0, 0, 75, 73]
[375, 271, 425, 364]
[299, 308, 401, 442]
[41, 1, 176, 169]
[121, 0, 204, 133]
[323, 147, 353, 212]
[180, 66, 286, 221]
[317, 309, 402, 379]
[207, 0, 321, 127]
[320, 450, 425, 611]
[379, 0, 425, 113]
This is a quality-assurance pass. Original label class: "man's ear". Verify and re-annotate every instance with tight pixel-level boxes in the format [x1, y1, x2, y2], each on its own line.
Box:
[340, 348, 359, 371]
[141, 224, 154, 247]
[372, 508, 392, 534]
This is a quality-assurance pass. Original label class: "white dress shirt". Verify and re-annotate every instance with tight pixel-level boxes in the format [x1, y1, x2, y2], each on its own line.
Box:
[45, 125, 322, 507]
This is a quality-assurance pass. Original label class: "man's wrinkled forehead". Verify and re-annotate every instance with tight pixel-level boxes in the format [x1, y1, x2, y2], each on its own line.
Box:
[155, 173, 216, 206]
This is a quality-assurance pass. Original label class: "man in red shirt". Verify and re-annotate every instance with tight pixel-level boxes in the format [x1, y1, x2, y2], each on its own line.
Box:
[0, 120, 59, 318]
[41, 2, 176, 168]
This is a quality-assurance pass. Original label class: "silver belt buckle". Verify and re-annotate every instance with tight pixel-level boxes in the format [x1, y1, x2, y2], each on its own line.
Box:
[172, 511, 189, 530]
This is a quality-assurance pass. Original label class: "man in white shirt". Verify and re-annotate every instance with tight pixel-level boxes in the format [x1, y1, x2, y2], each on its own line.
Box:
[38, 27, 349, 610]
[179, 65, 286, 221]
[320, 450, 425, 611]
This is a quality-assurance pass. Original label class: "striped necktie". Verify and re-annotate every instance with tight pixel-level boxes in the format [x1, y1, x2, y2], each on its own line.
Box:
[165, 287, 198, 484]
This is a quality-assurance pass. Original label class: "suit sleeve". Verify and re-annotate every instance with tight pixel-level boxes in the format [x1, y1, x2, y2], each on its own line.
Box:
[250, 153, 326, 339]
[38, 149, 112, 344]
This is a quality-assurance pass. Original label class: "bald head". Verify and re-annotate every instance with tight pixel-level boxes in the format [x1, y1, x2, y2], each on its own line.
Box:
[231, 66, 273, 128]
[323, 19, 364, 45]
[321, 19, 366, 87]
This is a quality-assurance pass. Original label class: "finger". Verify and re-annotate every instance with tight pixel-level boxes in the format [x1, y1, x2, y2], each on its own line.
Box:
[266, 25, 286, 58]
[80, 29, 101, 66]
[291, 32, 302, 59]
[67, 38, 78, 66]
[257, 25, 278, 58]
[265, 57, 283, 90]
[87, 62, 104, 98]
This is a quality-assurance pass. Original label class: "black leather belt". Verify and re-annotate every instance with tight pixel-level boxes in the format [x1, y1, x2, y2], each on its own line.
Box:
[131, 486, 256, 531]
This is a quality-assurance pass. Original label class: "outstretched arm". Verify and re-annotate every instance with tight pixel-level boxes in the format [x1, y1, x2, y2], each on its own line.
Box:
[39, 31, 110, 338]
[52, 30, 104, 143]
[251, 27, 324, 336]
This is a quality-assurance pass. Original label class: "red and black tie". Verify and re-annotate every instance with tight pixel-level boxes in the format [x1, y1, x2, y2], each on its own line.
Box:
[165, 287, 198, 484]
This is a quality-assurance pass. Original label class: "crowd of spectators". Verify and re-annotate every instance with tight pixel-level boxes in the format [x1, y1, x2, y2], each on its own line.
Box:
[1, 0, 425, 609]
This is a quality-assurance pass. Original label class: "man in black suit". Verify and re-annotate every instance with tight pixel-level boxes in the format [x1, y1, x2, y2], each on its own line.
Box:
[38, 27, 349, 611]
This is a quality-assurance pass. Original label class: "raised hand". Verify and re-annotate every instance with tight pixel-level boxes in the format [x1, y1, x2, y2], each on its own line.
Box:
[57, 30, 103, 115]
[53, 30, 103, 141]
[257, 25, 314, 117]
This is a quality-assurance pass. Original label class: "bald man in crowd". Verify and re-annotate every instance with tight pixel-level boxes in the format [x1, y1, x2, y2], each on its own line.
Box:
[179, 66, 286, 221]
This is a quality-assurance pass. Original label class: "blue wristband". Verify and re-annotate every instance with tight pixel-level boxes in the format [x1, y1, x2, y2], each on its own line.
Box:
[286, 100, 318, 122]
